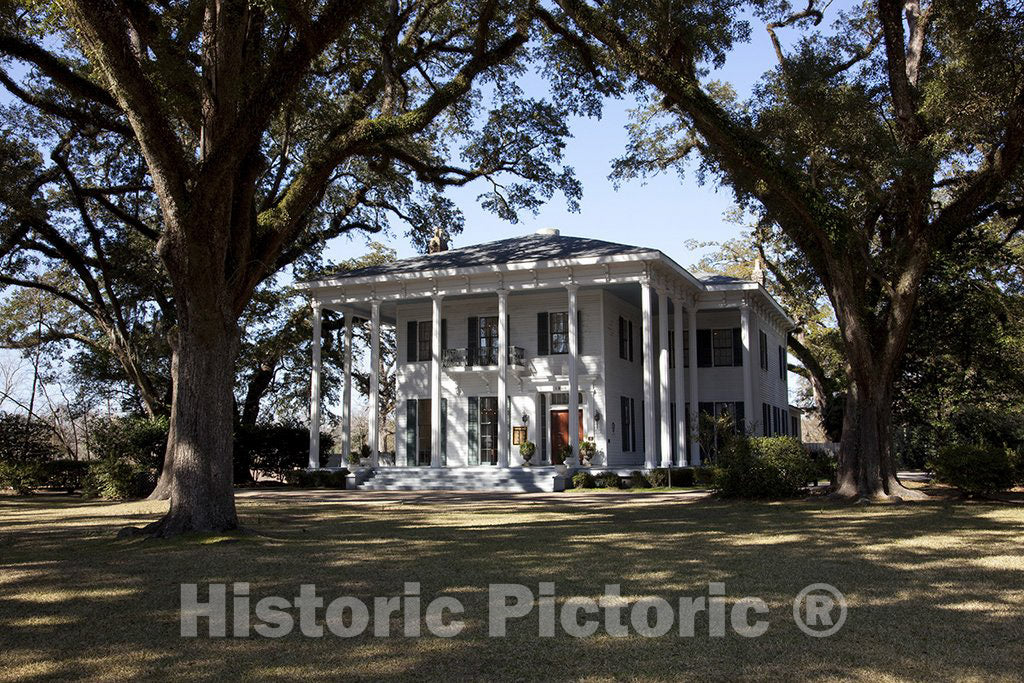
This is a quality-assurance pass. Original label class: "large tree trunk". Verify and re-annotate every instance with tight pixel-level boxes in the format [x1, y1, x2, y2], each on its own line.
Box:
[831, 295, 928, 501]
[143, 306, 240, 535]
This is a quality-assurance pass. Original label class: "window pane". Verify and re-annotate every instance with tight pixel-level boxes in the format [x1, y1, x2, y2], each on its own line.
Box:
[417, 321, 431, 361]
[550, 312, 568, 354]
[478, 316, 498, 365]
[712, 329, 734, 366]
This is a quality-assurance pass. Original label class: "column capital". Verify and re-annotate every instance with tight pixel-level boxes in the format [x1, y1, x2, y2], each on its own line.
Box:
[310, 298, 322, 312]
[564, 282, 579, 293]
[496, 287, 509, 297]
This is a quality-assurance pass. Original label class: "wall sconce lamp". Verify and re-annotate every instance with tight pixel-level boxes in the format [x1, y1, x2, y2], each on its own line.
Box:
[521, 413, 529, 425]
[594, 410, 602, 425]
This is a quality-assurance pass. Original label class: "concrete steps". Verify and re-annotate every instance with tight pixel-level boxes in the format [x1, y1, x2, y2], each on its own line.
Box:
[356, 467, 566, 492]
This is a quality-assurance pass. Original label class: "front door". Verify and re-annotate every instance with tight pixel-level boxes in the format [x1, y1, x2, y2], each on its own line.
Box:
[550, 409, 584, 464]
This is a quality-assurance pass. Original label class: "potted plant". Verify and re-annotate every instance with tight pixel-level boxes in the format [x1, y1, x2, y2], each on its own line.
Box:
[357, 443, 372, 466]
[579, 437, 597, 466]
[558, 443, 574, 468]
[520, 440, 537, 466]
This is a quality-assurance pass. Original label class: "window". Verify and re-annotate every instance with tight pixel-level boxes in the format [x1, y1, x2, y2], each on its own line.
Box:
[778, 345, 786, 380]
[759, 330, 769, 371]
[791, 415, 800, 438]
[549, 311, 569, 354]
[620, 396, 636, 452]
[697, 328, 741, 367]
[417, 321, 432, 363]
[551, 392, 583, 406]
[782, 409, 789, 436]
[478, 316, 498, 365]
[712, 329, 735, 367]
[773, 406, 781, 435]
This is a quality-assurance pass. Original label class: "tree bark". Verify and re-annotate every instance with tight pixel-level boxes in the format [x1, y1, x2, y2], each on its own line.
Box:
[144, 306, 240, 534]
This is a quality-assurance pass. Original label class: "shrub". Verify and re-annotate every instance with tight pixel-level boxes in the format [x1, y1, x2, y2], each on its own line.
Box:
[694, 467, 716, 487]
[630, 470, 649, 488]
[597, 471, 621, 489]
[91, 416, 169, 472]
[0, 413, 61, 464]
[284, 468, 348, 488]
[671, 467, 696, 487]
[0, 461, 44, 494]
[235, 424, 334, 481]
[929, 444, 1015, 496]
[646, 468, 666, 487]
[39, 460, 90, 493]
[82, 458, 154, 499]
[713, 436, 814, 498]
[572, 471, 595, 489]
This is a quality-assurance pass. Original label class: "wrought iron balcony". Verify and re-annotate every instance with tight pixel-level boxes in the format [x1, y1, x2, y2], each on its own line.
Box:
[441, 346, 526, 369]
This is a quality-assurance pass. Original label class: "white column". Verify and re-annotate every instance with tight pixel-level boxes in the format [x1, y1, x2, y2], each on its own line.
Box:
[673, 297, 687, 465]
[641, 279, 657, 468]
[740, 301, 754, 435]
[497, 289, 510, 467]
[658, 290, 672, 467]
[369, 300, 381, 467]
[688, 304, 700, 465]
[308, 301, 322, 469]
[567, 284, 580, 464]
[341, 312, 353, 462]
[431, 295, 444, 468]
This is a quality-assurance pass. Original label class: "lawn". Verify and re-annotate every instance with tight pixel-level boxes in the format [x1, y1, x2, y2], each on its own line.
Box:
[1, 489, 1022, 681]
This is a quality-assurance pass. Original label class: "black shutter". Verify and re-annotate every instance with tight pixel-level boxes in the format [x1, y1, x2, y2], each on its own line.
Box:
[441, 398, 448, 465]
[618, 317, 626, 359]
[540, 394, 548, 463]
[407, 321, 418, 362]
[621, 397, 629, 452]
[468, 397, 479, 465]
[640, 400, 645, 452]
[537, 312, 549, 356]
[629, 398, 636, 451]
[406, 399, 417, 466]
[697, 330, 712, 367]
[779, 346, 785, 379]
[468, 316, 478, 365]
[628, 321, 635, 361]
[670, 402, 677, 464]
[733, 328, 743, 367]
[763, 403, 770, 436]
[735, 401, 745, 433]
[577, 309, 583, 355]
[441, 319, 448, 352]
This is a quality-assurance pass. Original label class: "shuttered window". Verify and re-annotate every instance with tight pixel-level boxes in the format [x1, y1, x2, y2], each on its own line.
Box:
[759, 330, 769, 371]
[712, 329, 734, 367]
[778, 346, 786, 380]
[417, 321, 432, 363]
[549, 312, 569, 354]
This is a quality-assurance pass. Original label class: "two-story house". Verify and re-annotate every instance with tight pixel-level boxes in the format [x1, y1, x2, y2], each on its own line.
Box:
[298, 229, 795, 490]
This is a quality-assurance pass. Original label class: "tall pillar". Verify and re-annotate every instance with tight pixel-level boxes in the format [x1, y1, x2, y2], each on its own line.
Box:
[673, 297, 687, 465]
[431, 295, 444, 467]
[369, 300, 381, 467]
[658, 290, 672, 467]
[567, 284, 580, 464]
[497, 290, 510, 467]
[308, 300, 322, 469]
[641, 279, 657, 468]
[688, 304, 700, 465]
[740, 301, 754, 434]
[341, 312, 353, 463]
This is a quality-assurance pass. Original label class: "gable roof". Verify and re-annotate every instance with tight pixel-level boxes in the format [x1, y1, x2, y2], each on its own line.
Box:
[325, 232, 652, 279]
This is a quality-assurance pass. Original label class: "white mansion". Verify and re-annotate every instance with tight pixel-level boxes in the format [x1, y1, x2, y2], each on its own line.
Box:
[299, 229, 797, 489]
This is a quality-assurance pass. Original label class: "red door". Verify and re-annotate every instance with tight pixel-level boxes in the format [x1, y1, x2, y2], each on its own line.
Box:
[550, 410, 584, 464]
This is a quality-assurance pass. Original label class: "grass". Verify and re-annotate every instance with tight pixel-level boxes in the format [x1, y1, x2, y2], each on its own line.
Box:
[2, 489, 1023, 681]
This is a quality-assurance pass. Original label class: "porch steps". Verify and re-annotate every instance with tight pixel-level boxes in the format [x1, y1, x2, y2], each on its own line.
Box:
[355, 467, 566, 492]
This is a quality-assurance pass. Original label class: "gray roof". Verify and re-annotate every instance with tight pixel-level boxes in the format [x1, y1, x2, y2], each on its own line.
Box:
[327, 232, 652, 279]
[695, 273, 755, 286]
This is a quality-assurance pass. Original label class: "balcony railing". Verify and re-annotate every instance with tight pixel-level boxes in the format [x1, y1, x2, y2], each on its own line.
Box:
[441, 346, 526, 369]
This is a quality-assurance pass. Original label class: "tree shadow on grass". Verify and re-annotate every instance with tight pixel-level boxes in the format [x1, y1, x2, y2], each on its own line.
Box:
[1, 494, 1022, 680]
